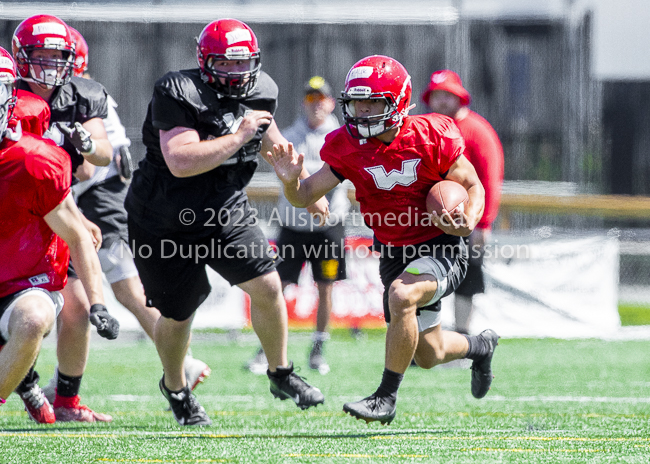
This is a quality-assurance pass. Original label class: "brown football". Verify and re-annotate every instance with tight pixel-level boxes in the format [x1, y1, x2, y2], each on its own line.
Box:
[426, 180, 469, 216]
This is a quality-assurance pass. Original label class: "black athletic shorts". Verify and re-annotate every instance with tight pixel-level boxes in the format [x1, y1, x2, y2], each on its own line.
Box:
[455, 236, 485, 296]
[275, 224, 347, 284]
[77, 175, 129, 249]
[128, 202, 280, 322]
[375, 234, 468, 323]
[67, 261, 77, 279]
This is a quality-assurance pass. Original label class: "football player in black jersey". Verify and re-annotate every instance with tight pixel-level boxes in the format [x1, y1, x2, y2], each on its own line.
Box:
[125, 18, 328, 426]
[12, 14, 117, 422]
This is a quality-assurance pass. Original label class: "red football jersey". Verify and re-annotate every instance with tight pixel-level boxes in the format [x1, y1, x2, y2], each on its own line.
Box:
[11, 89, 51, 137]
[321, 114, 465, 246]
[455, 110, 503, 230]
[0, 132, 71, 298]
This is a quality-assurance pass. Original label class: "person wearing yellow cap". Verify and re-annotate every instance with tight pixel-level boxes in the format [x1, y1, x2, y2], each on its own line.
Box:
[422, 70, 504, 335]
[247, 76, 349, 375]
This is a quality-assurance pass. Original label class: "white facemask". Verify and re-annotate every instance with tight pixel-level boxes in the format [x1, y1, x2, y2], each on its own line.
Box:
[31, 66, 59, 89]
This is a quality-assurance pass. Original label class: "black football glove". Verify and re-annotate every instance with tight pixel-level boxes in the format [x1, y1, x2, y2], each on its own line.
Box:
[89, 304, 120, 340]
[55, 122, 95, 154]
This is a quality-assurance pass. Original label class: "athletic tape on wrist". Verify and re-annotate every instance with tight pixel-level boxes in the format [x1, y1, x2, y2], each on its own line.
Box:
[82, 139, 97, 156]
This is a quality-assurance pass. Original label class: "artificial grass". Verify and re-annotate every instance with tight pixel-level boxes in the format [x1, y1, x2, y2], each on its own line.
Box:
[1, 333, 649, 463]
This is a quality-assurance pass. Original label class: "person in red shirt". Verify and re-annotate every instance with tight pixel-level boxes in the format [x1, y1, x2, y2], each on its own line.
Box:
[11, 15, 118, 423]
[265, 55, 500, 425]
[0, 47, 117, 424]
[422, 70, 504, 335]
[12, 89, 50, 136]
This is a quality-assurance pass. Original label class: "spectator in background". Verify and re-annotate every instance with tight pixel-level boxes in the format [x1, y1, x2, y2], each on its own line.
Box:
[247, 76, 349, 375]
[422, 70, 504, 335]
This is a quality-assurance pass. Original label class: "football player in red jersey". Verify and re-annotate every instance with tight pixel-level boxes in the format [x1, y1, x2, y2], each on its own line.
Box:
[422, 70, 504, 335]
[11, 14, 117, 422]
[265, 55, 500, 425]
[125, 19, 327, 426]
[0, 47, 116, 424]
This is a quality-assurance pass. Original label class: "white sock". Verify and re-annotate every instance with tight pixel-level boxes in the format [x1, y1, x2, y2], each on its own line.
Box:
[312, 331, 330, 343]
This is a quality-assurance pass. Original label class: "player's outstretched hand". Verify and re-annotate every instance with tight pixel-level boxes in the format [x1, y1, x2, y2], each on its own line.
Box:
[264, 143, 304, 185]
[89, 304, 120, 340]
[237, 110, 273, 145]
[55, 122, 94, 154]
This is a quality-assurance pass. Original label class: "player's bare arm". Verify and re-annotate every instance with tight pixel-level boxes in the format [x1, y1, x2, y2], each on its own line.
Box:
[433, 154, 485, 237]
[160, 110, 272, 178]
[265, 143, 340, 208]
[44, 193, 105, 306]
[74, 159, 96, 182]
[262, 123, 330, 223]
[80, 213, 102, 251]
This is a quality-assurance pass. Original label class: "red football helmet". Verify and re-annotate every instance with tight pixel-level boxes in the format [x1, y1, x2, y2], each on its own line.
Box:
[0, 47, 17, 136]
[196, 19, 261, 98]
[69, 26, 88, 77]
[12, 15, 76, 88]
[340, 55, 412, 138]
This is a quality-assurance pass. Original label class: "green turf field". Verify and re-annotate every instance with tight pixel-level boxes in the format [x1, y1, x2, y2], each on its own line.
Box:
[1, 331, 649, 463]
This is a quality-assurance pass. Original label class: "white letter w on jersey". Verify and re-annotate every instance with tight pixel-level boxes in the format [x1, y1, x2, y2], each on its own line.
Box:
[365, 159, 421, 190]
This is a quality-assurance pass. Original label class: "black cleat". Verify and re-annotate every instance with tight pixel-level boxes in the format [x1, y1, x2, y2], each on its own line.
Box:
[268, 363, 324, 410]
[471, 329, 500, 399]
[343, 393, 397, 425]
[159, 376, 212, 426]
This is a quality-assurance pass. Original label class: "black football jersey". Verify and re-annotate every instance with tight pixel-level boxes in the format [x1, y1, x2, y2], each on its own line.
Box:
[17, 77, 109, 173]
[141, 68, 277, 168]
[126, 69, 279, 238]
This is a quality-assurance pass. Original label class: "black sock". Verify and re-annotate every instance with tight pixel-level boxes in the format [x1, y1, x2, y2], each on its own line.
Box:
[161, 376, 186, 394]
[57, 370, 83, 397]
[463, 334, 489, 360]
[267, 362, 293, 379]
[15, 366, 40, 394]
[375, 368, 404, 399]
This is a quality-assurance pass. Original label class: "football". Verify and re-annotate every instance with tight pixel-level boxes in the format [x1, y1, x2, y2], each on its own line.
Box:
[426, 180, 469, 216]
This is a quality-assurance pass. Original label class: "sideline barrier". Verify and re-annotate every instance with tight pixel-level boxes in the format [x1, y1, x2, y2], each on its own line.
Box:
[244, 236, 386, 329]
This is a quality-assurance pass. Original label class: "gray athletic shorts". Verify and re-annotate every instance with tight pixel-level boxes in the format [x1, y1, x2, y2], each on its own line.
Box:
[98, 240, 139, 284]
[0, 288, 64, 343]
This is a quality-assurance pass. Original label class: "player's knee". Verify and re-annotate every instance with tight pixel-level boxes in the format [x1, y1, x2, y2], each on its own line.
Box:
[58, 301, 92, 329]
[387, 283, 418, 320]
[11, 304, 55, 340]
[248, 273, 284, 309]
